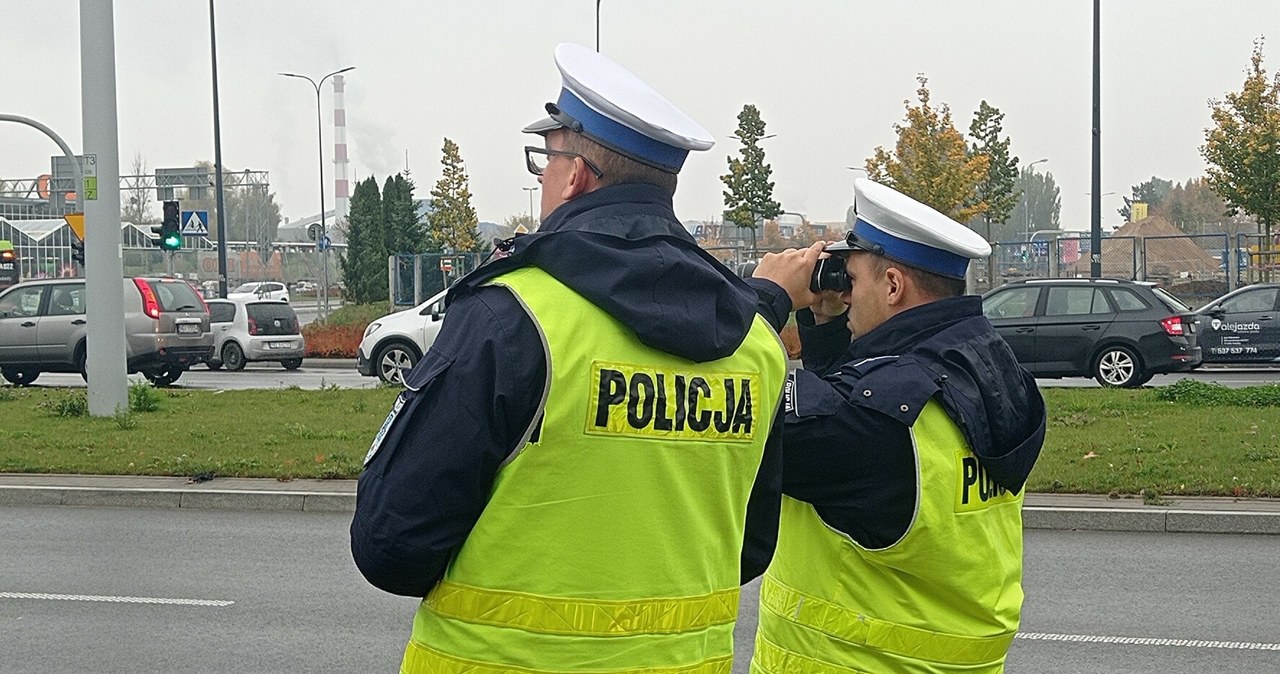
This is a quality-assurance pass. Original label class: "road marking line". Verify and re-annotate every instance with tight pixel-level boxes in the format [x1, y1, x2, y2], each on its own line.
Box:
[1018, 632, 1280, 651]
[0, 592, 233, 607]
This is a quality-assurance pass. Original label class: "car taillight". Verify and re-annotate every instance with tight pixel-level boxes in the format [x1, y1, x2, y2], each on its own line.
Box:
[133, 279, 160, 319]
[247, 317, 259, 335]
[1160, 316, 1185, 336]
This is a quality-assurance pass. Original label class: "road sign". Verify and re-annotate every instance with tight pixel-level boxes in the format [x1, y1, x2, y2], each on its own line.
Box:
[63, 213, 85, 240]
[82, 176, 98, 201]
[181, 210, 209, 236]
[318, 235, 332, 252]
[1031, 241, 1048, 257]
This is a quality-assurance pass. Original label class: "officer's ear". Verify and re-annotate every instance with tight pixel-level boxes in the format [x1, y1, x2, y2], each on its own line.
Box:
[562, 157, 599, 200]
[883, 265, 908, 307]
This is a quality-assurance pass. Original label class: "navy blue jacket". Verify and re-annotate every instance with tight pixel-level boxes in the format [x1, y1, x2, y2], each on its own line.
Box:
[350, 183, 786, 597]
[748, 290, 1047, 549]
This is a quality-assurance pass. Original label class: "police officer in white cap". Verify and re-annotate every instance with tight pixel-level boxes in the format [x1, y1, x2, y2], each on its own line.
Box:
[747, 178, 1046, 673]
[353, 43, 789, 673]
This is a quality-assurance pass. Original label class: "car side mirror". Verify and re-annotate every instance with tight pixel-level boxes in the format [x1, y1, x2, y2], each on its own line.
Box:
[1207, 306, 1224, 317]
[431, 306, 443, 321]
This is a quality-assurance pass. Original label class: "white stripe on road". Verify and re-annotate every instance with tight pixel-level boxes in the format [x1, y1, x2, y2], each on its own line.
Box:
[1018, 631, 1280, 651]
[0, 592, 233, 607]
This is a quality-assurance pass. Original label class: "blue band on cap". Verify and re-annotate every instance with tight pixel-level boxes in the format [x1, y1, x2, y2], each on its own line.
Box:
[556, 89, 688, 172]
[853, 217, 970, 279]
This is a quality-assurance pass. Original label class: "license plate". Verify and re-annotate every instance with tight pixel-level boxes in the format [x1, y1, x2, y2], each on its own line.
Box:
[177, 323, 199, 335]
[268, 341, 291, 350]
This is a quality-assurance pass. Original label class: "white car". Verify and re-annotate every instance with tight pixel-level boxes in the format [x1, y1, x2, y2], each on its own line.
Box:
[228, 281, 290, 303]
[357, 289, 449, 385]
[205, 298, 305, 371]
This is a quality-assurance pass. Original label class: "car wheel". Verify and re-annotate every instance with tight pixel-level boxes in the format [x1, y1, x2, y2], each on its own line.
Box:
[1093, 345, 1144, 388]
[77, 347, 88, 383]
[1, 368, 39, 386]
[222, 342, 246, 372]
[281, 358, 302, 371]
[144, 365, 184, 388]
[374, 341, 418, 385]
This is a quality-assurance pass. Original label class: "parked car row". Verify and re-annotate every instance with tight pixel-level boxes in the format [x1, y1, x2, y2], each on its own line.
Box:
[0, 277, 303, 387]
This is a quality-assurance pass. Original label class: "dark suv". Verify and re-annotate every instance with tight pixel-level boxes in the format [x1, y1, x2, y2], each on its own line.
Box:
[982, 278, 1200, 387]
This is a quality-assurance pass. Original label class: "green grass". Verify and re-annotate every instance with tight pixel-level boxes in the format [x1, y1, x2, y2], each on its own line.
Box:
[1032, 381, 1280, 498]
[0, 385, 399, 479]
[324, 301, 393, 328]
[2, 380, 1280, 497]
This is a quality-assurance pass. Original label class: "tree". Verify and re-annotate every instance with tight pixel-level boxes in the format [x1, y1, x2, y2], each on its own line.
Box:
[721, 104, 782, 253]
[866, 76, 990, 221]
[121, 152, 154, 225]
[1118, 176, 1173, 220]
[1154, 176, 1256, 236]
[1202, 39, 1280, 248]
[1007, 168, 1062, 241]
[968, 101, 1020, 242]
[383, 172, 426, 255]
[341, 177, 387, 304]
[427, 138, 481, 253]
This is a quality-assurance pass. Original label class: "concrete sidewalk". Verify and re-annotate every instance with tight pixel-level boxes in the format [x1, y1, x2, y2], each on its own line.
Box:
[2, 473, 1278, 535]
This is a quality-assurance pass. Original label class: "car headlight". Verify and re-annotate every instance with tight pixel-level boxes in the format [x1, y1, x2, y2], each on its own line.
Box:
[363, 322, 383, 339]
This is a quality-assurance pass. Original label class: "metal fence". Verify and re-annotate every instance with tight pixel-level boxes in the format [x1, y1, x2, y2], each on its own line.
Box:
[389, 252, 485, 307]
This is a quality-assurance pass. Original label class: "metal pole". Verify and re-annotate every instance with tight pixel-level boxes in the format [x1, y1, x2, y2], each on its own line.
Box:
[595, 0, 601, 51]
[79, 0, 129, 416]
[313, 85, 328, 320]
[209, 0, 229, 298]
[1090, 0, 1102, 278]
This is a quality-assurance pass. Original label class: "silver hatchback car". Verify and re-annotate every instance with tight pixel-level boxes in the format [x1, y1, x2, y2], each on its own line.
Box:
[204, 298, 305, 371]
[0, 277, 214, 387]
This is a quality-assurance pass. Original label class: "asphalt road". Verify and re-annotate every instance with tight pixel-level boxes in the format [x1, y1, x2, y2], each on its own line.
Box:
[2, 507, 1277, 673]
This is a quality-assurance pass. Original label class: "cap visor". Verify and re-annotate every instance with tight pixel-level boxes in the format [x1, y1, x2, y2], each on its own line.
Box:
[522, 116, 563, 135]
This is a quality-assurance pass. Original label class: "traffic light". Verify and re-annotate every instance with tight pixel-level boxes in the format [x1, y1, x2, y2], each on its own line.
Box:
[71, 239, 85, 266]
[159, 201, 182, 251]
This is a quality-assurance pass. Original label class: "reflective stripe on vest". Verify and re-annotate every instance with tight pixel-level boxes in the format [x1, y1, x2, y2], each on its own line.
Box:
[759, 574, 1016, 666]
[751, 634, 870, 674]
[403, 640, 733, 674]
[426, 580, 739, 636]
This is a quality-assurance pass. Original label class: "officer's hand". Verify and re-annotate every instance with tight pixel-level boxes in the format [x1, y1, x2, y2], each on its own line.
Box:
[752, 242, 825, 311]
[810, 290, 848, 325]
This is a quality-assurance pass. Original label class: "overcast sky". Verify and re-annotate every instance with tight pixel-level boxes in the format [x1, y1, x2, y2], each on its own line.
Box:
[3, 1, 1277, 233]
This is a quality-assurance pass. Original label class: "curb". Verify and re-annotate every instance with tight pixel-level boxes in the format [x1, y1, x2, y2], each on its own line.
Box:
[3, 478, 1279, 535]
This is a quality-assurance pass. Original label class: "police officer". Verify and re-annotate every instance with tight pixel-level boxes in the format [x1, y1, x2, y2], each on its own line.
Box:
[350, 43, 788, 673]
[747, 178, 1047, 674]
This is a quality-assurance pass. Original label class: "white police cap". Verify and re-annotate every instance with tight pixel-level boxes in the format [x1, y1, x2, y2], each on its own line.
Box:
[522, 43, 714, 174]
[826, 178, 992, 279]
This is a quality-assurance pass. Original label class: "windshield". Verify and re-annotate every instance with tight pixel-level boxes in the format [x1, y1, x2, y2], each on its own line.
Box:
[147, 279, 206, 312]
[231, 283, 259, 293]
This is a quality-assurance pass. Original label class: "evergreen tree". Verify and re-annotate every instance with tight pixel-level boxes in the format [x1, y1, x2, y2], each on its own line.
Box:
[341, 177, 387, 304]
[383, 172, 425, 255]
[968, 101, 1020, 242]
[866, 76, 990, 221]
[427, 138, 481, 253]
[1118, 176, 1174, 220]
[1202, 39, 1280, 249]
[721, 104, 782, 253]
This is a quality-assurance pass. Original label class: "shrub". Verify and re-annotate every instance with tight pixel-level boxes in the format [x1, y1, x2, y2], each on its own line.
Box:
[129, 381, 162, 413]
[303, 323, 367, 358]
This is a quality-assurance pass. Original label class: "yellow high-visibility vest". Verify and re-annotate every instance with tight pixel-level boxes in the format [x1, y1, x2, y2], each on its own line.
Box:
[752, 400, 1025, 674]
[403, 266, 787, 673]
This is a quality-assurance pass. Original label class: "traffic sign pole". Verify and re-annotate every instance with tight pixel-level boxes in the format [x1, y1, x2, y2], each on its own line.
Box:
[80, 0, 129, 416]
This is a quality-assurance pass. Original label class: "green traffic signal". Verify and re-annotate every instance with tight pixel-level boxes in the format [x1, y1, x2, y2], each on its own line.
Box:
[162, 232, 182, 251]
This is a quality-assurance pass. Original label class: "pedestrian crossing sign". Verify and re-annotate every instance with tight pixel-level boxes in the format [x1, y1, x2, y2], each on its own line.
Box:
[181, 210, 209, 236]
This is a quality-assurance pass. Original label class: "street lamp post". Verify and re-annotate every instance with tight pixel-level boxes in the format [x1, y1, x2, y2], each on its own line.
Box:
[522, 186, 538, 222]
[1023, 158, 1048, 241]
[595, 0, 602, 51]
[280, 66, 354, 322]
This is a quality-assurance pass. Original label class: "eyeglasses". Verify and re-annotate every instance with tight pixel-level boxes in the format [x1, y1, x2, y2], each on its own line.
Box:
[524, 146, 604, 179]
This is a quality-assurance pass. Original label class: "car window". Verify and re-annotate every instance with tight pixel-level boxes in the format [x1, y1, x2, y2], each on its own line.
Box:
[1045, 287, 1110, 317]
[1108, 287, 1150, 312]
[46, 284, 86, 317]
[983, 287, 1040, 319]
[0, 286, 44, 318]
[1151, 287, 1191, 313]
[208, 302, 236, 323]
[231, 283, 257, 293]
[146, 280, 205, 312]
[1221, 288, 1278, 314]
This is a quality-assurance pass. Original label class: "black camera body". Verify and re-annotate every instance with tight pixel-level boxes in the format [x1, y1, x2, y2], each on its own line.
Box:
[810, 256, 851, 293]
